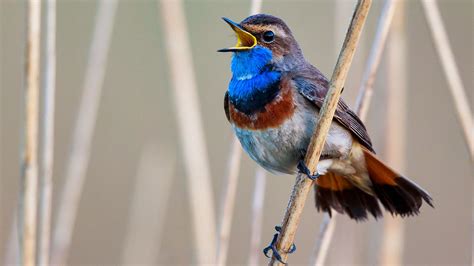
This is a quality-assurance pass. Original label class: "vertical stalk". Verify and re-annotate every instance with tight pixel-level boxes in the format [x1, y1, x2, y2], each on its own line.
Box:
[19, 0, 41, 265]
[159, 0, 217, 263]
[38, 0, 56, 265]
[248, 167, 267, 266]
[380, 1, 407, 264]
[217, 138, 242, 266]
[121, 146, 176, 265]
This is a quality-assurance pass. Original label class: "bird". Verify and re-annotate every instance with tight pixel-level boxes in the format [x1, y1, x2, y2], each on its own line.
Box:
[218, 14, 433, 262]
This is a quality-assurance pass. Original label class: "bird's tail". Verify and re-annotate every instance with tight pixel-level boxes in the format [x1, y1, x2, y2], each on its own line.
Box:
[314, 147, 433, 221]
[363, 148, 433, 216]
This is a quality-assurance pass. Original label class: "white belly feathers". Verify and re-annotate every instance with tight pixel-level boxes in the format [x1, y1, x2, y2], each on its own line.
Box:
[233, 94, 353, 175]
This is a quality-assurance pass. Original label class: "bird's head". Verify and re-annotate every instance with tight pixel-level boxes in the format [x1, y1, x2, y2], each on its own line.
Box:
[218, 14, 302, 65]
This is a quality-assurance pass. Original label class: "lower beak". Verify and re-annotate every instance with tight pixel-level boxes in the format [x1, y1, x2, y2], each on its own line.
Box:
[218, 17, 257, 52]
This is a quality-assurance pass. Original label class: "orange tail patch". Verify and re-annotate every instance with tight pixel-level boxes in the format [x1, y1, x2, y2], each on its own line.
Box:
[362, 148, 434, 216]
[315, 172, 382, 220]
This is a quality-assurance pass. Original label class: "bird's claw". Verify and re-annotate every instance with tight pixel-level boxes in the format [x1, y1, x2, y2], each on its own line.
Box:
[297, 160, 320, 180]
[263, 226, 296, 264]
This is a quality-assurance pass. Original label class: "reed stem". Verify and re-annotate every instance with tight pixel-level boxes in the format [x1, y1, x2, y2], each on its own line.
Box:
[379, 1, 407, 264]
[268, 1, 372, 264]
[421, 0, 473, 158]
[160, 0, 217, 263]
[38, 0, 56, 265]
[19, 0, 41, 265]
[310, 1, 396, 264]
[248, 167, 267, 266]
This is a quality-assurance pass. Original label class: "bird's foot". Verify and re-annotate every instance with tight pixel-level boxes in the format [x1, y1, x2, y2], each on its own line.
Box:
[263, 226, 296, 264]
[297, 160, 320, 180]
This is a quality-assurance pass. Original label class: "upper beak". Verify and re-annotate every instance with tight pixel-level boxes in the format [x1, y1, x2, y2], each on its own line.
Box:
[218, 17, 257, 52]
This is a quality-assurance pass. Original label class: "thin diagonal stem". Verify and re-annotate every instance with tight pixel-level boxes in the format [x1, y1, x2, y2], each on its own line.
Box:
[38, 0, 56, 265]
[354, 0, 397, 120]
[269, 1, 372, 265]
[51, 1, 118, 264]
[19, 0, 41, 265]
[310, 213, 336, 266]
[421, 0, 473, 158]
[311, 1, 397, 264]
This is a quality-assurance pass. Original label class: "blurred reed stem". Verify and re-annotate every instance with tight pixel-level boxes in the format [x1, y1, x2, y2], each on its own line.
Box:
[421, 0, 473, 158]
[310, 213, 336, 266]
[159, 0, 217, 263]
[217, 138, 242, 266]
[354, 0, 397, 120]
[38, 0, 56, 265]
[310, 1, 396, 265]
[379, 1, 407, 265]
[248, 167, 267, 266]
[216, 1, 262, 265]
[19, 0, 41, 265]
[121, 145, 176, 265]
[50, 1, 118, 264]
[269, 1, 372, 264]
[309, 2, 356, 264]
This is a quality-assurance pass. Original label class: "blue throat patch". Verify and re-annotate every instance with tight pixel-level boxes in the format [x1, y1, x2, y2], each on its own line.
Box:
[228, 46, 281, 114]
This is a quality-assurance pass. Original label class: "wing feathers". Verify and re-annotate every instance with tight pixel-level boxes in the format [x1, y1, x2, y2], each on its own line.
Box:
[292, 66, 375, 153]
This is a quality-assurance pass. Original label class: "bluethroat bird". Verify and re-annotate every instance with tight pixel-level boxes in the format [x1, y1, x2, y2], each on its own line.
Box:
[219, 14, 433, 262]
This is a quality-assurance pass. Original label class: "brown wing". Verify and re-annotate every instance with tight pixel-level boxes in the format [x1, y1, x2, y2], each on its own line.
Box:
[293, 67, 375, 153]
[224, 91, 230, 122]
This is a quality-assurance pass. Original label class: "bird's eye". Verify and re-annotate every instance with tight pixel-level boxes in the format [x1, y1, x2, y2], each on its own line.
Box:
[262, 31, 275, 43]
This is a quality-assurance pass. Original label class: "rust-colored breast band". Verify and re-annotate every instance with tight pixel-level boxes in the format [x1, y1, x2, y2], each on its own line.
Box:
[229, 78, 295, 130]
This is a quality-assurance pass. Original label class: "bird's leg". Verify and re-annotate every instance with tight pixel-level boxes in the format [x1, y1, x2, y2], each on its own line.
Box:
[263, 226, 296, 264]
[297, 160, 320, 180]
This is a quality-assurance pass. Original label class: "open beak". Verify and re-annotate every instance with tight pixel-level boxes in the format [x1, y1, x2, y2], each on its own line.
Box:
[218, 17, 257, 52]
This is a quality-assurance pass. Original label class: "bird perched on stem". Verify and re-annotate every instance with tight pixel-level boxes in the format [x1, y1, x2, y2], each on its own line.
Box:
[219, 14, 433, 263]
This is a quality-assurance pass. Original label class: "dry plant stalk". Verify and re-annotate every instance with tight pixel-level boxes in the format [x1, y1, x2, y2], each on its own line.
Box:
[19, 0, 41, 265]
[121, 145, 176, 265]
[216, 0, 263, 264]
[269, 0, 372, 264]
[379, 1, 407, 264]
[38, 0, 56, 265]
[311, 1, 396, 264]
[354, 0, 397, 120]
[160, 0, 217, 263]
[308, 2, 357, 263]
[217, 138, 242, 266]
[421, 0, 473, 157]
[248, 167, 267, 266]
[310, 213, 336, 266]
[51, 1, 118, 264]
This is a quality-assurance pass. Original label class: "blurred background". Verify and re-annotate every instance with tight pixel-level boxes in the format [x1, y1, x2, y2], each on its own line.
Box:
[1, 0, 472, 265]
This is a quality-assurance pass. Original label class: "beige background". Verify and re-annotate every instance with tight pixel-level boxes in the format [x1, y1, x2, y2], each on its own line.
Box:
[1, 0, 472, 265]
